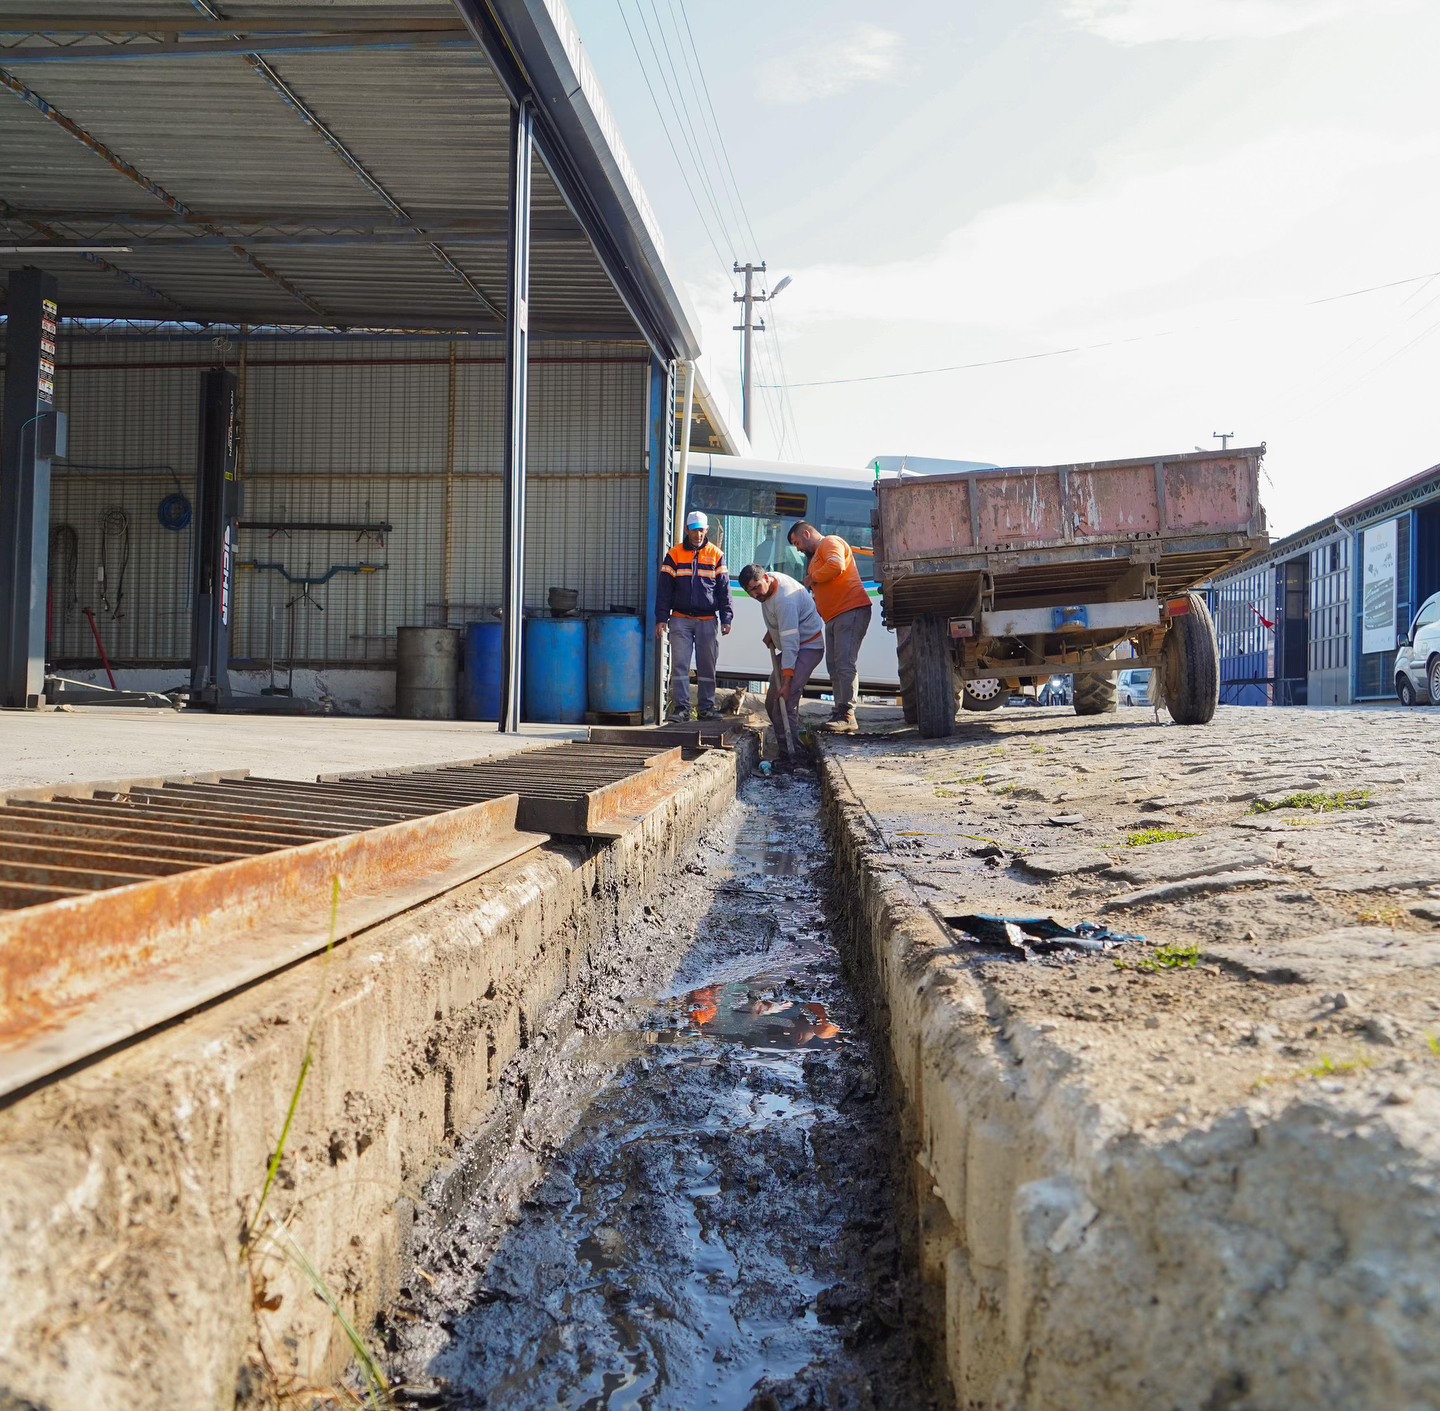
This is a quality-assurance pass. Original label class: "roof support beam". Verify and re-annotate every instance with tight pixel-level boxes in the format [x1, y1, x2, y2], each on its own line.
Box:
[0, 208, 584, 237]
[0, 231, 585, 251]
[0, 66, 333, 321]
[181, 0, 503, 322]
[499, 98, 534, 735]
[452, 0, 672, 360]
[0, 16, 469, 35]
[0, 201, 186, 308]
[0, 32, 471, 62]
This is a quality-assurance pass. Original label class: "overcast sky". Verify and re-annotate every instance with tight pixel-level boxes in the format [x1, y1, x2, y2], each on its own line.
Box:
[570, 0, 1440, 536]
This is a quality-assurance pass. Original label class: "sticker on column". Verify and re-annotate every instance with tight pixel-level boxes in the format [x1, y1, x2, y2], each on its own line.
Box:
[517, 297, 528, 333]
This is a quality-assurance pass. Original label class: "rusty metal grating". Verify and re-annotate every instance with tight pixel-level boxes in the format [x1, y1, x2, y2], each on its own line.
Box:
[0, 741, 698, 1098]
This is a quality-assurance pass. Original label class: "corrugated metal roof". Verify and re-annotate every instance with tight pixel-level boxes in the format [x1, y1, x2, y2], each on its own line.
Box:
[0, 0, 667, 341]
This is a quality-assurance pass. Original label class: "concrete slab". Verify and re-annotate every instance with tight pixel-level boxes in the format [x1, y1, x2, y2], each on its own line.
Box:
[0, 708, 584, 793]
[821, 704, 1440, 1411]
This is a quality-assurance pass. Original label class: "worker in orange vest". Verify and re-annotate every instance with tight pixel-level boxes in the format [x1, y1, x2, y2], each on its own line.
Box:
[788, 520, 872, 733]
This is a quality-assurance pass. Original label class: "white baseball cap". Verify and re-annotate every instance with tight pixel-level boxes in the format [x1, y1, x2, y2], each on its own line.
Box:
[685, 511, 708, 531]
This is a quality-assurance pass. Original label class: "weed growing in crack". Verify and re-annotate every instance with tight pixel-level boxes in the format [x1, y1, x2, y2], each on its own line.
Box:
[243, 876, 394, 1410]
[1125, 828, 1196, 848]
[1249, 788, 1372, 815]
[1355, 906, 1406, 927]
[1117, 944, 1202, 973]
[1302, 1054, 1373, 1080]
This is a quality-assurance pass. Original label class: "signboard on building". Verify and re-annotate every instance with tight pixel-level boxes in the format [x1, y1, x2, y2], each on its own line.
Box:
[1362, 517, 1398, 655]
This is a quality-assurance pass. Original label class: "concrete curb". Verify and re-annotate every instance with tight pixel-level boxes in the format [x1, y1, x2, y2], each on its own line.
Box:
[0, 736, 756, 1411]
[817, 741, 1440, 1411]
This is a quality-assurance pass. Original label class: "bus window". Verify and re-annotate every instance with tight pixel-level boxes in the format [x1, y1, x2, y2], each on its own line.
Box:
[820, 490, 876, 551]
[688, 477, 808, 578]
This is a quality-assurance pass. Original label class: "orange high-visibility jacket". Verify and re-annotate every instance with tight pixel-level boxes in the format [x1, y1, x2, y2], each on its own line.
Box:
[806, 535, 871, 621]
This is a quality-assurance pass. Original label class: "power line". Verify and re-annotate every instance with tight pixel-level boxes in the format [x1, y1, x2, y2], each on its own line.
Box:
[628, 0, 738, 261]
[759, 267, 1440, 388]
[613, 0, 734, 283]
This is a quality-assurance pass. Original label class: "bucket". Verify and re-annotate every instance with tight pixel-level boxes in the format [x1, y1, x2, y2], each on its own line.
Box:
[547, 586, 580, 618]
[523, 617, 587, 723]
[395, 626, 459, 720]
[586, 614, 644, 715]
[459, 620, 504, 721]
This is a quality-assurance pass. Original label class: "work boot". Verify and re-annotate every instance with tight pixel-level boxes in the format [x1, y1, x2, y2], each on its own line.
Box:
[667, 709, 692, 724]
[819, 714, 857, 734]
[697, 708, 722, 721]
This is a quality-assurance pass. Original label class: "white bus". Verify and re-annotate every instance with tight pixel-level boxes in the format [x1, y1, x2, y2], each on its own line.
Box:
[682, 454, 900, 692]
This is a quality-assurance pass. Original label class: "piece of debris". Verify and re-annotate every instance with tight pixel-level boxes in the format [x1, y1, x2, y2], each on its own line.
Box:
[1048, 814, 1085, 826]
[943, 913, 1145, 957]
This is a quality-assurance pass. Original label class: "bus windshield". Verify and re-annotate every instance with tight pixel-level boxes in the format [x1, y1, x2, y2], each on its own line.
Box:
[688, 476, 876, 583]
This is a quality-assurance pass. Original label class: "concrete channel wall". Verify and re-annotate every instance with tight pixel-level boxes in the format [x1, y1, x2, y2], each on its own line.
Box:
[820, 746, 1440, 1411]
[0, 742, 751, 1411]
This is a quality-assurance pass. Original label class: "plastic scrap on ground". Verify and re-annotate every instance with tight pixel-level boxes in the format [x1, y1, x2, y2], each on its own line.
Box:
[943, 913, 1145, 957]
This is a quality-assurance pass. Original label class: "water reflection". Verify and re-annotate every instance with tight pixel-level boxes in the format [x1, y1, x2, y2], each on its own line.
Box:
[681, 981, 843, 1051]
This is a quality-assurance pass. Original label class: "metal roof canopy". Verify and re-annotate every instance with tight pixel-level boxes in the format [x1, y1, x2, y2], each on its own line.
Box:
[0, 0, 702, 358]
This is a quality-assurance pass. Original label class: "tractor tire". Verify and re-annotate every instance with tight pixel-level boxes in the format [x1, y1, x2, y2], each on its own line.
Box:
[897, 626, 918, 725]
[1162, 593, 1220, 725]
[1073, 649, 1118, 716]
[961, 678, 1008, 711]
[912, 613, 959, 739]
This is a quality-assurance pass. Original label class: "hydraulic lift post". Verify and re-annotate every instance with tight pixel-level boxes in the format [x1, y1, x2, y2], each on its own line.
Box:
[189, 367, 239, 708]
[0, 269, 64, 710]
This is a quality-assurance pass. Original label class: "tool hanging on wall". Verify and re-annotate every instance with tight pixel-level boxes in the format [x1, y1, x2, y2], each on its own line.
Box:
[97, 506, 130, 619]
[237, 561, 385, 587]
[48, 523, 80, 620]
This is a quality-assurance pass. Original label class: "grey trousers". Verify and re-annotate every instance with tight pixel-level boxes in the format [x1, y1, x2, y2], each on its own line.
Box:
[669, 614, 720, 714]
[824, 604, 872, 719]
[766, 643, 824, 757]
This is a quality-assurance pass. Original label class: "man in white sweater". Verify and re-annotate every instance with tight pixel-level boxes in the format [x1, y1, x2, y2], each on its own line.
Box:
[736, 564, 825, 767]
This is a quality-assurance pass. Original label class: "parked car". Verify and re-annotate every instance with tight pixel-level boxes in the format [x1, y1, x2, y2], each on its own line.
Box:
[1395, 591, 1440, 705]
[1118, 668, 1153, 706]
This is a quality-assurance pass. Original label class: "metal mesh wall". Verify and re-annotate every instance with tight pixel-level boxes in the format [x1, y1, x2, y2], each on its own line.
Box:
[22, 329, 649, 668]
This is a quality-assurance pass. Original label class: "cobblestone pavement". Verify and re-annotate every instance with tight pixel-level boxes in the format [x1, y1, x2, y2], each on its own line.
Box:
[834, 704, 1440, 1123]
[819, 703, 1440, 1409]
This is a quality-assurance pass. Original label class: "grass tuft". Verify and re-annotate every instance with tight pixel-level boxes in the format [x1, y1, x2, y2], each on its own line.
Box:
[1249, 788, 1372, 815]
[1125, 828, 1195, 848]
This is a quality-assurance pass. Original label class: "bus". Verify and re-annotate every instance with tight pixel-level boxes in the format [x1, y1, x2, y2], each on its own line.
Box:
[682, 453, 900, 692]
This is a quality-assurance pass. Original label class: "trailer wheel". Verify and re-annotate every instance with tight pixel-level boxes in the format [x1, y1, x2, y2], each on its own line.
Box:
[912, 613, 958, 739]
[1073, 650, 1118, 716]
[1162, 593, 1220, 725]
[896, 626, 918, 724]
[961, 678, 1007, 712]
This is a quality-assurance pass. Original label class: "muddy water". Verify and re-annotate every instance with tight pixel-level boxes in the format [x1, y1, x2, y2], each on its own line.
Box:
[388, 777, 948, 1411]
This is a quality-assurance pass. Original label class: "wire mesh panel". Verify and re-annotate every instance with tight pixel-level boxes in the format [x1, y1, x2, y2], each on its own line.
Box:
[22, 328, 650, 671]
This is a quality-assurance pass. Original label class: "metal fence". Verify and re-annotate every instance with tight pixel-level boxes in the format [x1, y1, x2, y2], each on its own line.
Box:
[22, 330, 649, 668]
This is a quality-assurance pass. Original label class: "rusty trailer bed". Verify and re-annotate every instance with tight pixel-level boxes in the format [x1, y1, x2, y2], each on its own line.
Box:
[875, 446, 1269, 624]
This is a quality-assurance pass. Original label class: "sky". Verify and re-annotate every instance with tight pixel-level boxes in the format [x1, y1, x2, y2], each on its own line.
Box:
[569, 0, 1440, 537]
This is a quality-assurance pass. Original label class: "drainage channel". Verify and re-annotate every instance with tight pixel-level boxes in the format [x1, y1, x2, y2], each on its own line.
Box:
[0, 740, 696, 1101]
[385, 773, 949, 1411]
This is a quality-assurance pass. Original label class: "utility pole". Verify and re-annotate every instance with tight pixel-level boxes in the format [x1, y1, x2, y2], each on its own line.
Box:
[1213, 431, 1234, 450]
[733, 260, 765, 442]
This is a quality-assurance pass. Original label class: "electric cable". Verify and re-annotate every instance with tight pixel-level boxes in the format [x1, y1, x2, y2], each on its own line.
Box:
[98, 506, 130, 619]
[637, 0, 740, 257]
[759, 266, 1440, 389]
[614, 0, 736, 284]
[49, 523, 80, 620]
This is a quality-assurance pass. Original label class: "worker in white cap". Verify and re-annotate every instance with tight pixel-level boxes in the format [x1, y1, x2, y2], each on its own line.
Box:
[655, 510, 732, 721]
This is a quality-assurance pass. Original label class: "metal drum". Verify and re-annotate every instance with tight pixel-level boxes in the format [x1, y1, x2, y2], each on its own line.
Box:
[395, 626, 459, 720]
[460, 621, 504, 722]
[586, 614, 643, 715]
[523, 618, 587, 724]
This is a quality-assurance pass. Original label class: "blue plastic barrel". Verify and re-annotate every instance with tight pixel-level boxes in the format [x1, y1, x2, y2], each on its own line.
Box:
[586, 614, 644, 715]
[459, 621, 504, 721]
[523, 618, 588, 723]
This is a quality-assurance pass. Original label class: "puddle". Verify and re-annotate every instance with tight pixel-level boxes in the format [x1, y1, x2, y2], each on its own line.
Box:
[387, 778, 949, 1411]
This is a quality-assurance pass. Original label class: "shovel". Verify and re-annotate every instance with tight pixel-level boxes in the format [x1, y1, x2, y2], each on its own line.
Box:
[768, 643, 795, 761]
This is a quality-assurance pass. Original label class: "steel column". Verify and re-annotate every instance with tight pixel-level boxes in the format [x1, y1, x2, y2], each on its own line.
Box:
[644, 355, 675, 723]
[188, 369, 239, 709]
[499, 99, 534, 734]
[0, 269, 60, 709]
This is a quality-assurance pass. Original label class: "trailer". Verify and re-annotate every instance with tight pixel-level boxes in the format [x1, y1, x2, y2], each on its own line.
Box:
[874, 446, 1269, 736]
